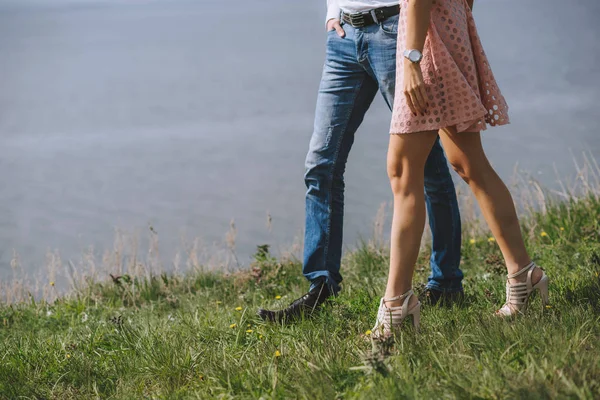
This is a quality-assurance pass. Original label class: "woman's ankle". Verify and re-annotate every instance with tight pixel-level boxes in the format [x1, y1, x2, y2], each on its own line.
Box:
[507, 261, 543, 285]
[383, 288, 417, 308]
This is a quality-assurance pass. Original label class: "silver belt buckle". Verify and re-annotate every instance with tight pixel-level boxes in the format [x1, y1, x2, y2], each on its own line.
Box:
[348, 12, 365, 27]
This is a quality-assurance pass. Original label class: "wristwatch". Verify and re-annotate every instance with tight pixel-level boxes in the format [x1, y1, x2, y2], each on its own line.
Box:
[403, 49, 423, 63]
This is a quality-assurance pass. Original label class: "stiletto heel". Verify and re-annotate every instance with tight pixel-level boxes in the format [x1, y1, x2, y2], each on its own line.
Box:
[537, 275, 549, 309]
[411, 303, 421, 331]
[371, 289, 420, 339]
[496, 262, 549, 317]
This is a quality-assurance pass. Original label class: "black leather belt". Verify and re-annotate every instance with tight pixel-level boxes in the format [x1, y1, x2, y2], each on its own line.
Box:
[341, 5, 400, 28]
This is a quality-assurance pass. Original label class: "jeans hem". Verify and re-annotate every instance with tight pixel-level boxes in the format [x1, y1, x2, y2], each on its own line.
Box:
[306, 273, 341, 295]
[425, 282, 464, 293]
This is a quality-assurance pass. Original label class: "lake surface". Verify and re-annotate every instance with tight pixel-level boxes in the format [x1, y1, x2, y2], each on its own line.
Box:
[1, 0, 599, 279]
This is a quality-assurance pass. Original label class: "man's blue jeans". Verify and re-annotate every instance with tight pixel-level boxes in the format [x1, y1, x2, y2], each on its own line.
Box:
[303, 16, 463, 294]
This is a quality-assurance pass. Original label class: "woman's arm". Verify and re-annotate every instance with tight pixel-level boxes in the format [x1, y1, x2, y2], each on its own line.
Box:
[405, 0, 434, 54]
[404, 0, 434, 116]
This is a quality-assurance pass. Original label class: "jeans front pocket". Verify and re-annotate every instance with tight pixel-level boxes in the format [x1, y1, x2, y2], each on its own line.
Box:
[380, 14, 399, 35]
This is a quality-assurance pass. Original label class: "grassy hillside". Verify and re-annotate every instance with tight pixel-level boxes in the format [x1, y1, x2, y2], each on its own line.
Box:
[1, 194, 599, 399]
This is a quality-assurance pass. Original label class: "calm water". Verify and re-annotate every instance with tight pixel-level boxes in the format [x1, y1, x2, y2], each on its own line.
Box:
[1, 0, 599, 278]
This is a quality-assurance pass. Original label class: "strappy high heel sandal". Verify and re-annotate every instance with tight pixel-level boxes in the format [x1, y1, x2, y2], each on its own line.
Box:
[496, 261, 549, 317]
[371, 289, 421, 340]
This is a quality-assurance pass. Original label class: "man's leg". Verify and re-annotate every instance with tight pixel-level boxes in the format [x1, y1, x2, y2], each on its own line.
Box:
[303, 26, 378, 293]
[423, 139, 464, 294]
[258, 26, 379, 322]
[368, 17, 463, 298]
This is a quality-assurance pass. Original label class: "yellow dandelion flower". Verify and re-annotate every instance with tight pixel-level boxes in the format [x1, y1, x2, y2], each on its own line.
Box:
[541, 231, 548, 237]
[488, 237, 496, 243]
[274, 350, 281, 357]
[50, 281, 55, 287]
[469, 239, 476, 245]
[545, 305, 552, 309]
[259, 335, 263, 339]
[66, 354, 71, 359]
[365, 330, 372, 336]
[560, 227, 565, 231]
[235, 306, 243, 311]
[275, 295, 282, 300]
[246, 329, 253, 333]
[229, 323, 237, 329]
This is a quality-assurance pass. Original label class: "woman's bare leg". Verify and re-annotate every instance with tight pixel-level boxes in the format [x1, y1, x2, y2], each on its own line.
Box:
[384, 130, 439, 308]
[438, 128, 542, 286]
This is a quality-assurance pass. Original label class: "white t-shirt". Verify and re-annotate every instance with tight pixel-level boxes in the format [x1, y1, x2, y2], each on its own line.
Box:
[326, 0, 399, 22]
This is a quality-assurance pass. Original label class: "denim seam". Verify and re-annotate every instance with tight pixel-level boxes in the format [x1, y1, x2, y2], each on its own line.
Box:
[446, 151, 461, 275]
[444, 151, 458, 278]
[451, 183, 462, 275]
[435, 139, 444, 174]
[321, 76, 367, 287]
[364, 37, 390, 97]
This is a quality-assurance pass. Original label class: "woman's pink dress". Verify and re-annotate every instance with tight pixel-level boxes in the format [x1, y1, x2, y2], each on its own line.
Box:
[390, 0, 509, 134]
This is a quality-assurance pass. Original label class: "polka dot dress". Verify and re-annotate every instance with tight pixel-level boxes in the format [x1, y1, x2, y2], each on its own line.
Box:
[390, 0, 509, 134]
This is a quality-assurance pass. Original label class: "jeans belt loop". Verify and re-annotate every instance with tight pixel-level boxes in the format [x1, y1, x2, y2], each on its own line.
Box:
[370, 9, 379, 24]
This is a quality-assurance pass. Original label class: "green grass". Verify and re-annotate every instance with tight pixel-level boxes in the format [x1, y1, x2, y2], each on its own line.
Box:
[1, 195, 600, 399]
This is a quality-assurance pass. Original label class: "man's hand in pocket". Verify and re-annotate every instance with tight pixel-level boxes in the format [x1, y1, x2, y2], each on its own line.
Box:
[326, 18, 346, 38]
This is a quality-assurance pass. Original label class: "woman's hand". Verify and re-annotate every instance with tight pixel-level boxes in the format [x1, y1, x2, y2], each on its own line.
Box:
[403, 0, 434, 116]
[403, 60, 429, 116]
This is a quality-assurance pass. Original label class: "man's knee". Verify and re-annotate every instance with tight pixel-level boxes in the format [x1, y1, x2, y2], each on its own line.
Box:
[424, 166, 455, 196]
[304, 147, 334, 194]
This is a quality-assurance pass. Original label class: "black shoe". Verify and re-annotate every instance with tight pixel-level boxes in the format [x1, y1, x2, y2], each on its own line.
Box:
[422, 288, 465, 306]
[257, 281, 333, 323]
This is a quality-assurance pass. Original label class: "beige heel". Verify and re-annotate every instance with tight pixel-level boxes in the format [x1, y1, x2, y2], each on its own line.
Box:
[496, 262, 549, 317]
[371, 289, 421, 339]
[537, 274, 550, 309]
[411, 302, 421, 331]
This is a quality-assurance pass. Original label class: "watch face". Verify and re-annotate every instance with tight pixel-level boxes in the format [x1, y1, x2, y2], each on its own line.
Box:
[409, 50, 421, 62]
